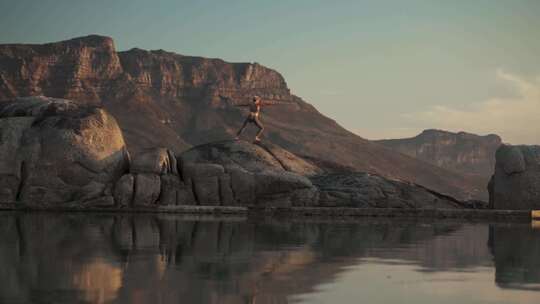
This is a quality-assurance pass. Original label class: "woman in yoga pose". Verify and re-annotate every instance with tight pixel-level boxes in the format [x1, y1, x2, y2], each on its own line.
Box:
[235, 95, 267, 142]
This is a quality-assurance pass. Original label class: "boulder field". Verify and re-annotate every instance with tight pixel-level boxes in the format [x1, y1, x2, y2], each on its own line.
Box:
[0, 97, 481, 209]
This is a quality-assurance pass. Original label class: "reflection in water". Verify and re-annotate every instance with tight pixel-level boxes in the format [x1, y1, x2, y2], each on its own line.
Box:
[0, 213, 539, 303]
[72, 259, 122, 304]
[490, 224, 540, 291]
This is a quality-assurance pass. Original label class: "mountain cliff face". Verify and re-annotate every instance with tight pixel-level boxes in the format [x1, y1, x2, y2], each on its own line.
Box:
[0, 35, 486, 200]
[376, 129, 501, 185]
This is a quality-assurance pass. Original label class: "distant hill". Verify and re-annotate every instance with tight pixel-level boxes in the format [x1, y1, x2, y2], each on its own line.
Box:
[376, 129, 501, 187]
[0, 35, 486, 200]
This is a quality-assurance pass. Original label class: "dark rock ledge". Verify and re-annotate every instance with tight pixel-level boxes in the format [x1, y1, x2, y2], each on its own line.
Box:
[1, 96, 526, 217]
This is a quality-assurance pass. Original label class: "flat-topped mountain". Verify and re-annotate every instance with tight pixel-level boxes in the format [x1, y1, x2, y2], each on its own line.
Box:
[376, 129, 502, 186]
[0, 35, 485, 200]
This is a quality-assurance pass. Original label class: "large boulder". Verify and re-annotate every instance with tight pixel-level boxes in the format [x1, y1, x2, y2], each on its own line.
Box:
[489, 145, 540, 210]
[0, 96, 130, 206]
[179, 140, 320, 207]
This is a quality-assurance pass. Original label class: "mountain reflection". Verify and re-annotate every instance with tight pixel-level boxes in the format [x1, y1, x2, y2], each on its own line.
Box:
[0, 213, 538, 303]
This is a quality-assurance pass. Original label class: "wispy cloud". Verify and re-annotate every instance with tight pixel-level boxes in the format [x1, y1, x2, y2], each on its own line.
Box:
[398, 70, 540, 144]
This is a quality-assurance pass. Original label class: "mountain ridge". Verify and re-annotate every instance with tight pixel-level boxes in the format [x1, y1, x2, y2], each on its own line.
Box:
[376, 129, 502, 188]
[0, 35, 486, 200]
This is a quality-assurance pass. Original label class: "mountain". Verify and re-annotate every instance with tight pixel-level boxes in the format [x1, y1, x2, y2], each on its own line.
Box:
[0, 35, 485, 200]
[376, 129, 501, 186]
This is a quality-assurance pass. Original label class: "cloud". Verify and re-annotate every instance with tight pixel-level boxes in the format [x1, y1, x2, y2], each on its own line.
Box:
[400, 70, 540, 144]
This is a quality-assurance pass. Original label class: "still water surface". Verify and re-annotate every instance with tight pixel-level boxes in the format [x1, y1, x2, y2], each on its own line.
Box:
[0, 212, 539, 304]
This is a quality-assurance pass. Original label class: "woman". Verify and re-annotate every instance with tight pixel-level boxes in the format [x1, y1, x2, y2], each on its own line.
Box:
[235, 95, 265, 142]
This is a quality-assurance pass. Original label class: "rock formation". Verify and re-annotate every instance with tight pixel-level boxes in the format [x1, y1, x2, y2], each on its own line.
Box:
[0, 96, 470, 209]
[488, 145, 540, 210]
[0, 35, 485, 201]
[0, 96, 129, 206]
[377, 129, 501, 185]
[312, 173, 465, 209]
[111, 140, 322, 208]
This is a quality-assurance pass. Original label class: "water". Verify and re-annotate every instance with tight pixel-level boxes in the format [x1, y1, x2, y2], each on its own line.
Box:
[0, 213, 539, 304]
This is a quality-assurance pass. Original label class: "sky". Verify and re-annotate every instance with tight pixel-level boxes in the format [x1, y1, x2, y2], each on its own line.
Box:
[1, 0, 539, 144]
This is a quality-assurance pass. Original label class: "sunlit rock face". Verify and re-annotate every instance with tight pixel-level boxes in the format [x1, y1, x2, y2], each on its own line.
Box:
[0, 96, 129, 206]
[0, 35, 122, 103]
[489, 145, 540, 210]
[0, 35, 485, 200]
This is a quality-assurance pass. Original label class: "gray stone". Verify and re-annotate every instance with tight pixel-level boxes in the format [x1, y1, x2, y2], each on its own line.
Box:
[311, 173, 464, 209]
[219, 174, 234, 206]
[178, 141, 322, 207]
[176, 180, 197, 205]
[113, 174, 135, 207]
[226, 166, 255, 205]
[131, 148, 174, 175]
[0, 117, 35, 203]
[133, 173, 161, 206]
[497, 145, 526, 175]
[490, 144, 540, 210]
[167, 149, 179, 175]
[159, 174, 181, 206]
[180, 140, 321, 176]
[64, 195, 115, 208]
[73, 181, 107, 202]
[182, 163, 225, 180]
[193, 176, 220, 206]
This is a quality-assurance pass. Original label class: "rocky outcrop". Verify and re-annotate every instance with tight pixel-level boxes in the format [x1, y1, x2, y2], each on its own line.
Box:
[377, 129, 501, 186]
[0, 98, 470, 210]
[0, 35, 485, 201]
[312, 173, 465, 209]
[111, 141, 320, 207]
[489, 145, 540, 210]
[0, 96, 130, 206]
[112, 140, 471, 209]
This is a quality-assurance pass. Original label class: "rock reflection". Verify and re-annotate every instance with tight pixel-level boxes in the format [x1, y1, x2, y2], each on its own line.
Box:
[489, 223, 540, 290]
[0, 213, 538, 303]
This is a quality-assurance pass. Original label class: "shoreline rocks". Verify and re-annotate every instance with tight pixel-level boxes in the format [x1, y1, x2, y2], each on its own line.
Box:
[0, 96, 486, 211]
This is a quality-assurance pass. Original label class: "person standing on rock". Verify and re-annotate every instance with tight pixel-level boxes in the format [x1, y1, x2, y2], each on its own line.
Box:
[235, 95, 267, 142]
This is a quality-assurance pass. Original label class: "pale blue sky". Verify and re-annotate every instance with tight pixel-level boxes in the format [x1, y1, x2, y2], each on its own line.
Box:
[1, 0, 539, 143]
